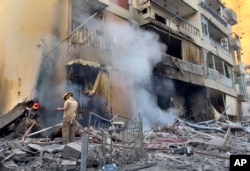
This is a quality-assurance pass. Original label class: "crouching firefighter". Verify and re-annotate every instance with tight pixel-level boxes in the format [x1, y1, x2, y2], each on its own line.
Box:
[57, 92, 78, 144]
[25, 102, 44, 137]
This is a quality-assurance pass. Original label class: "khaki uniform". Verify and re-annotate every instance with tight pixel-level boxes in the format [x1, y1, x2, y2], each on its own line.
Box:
[62, 97, 78, 144]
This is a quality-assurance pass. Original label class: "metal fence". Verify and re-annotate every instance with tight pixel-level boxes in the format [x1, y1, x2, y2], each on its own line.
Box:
[87, 112, 144, 168]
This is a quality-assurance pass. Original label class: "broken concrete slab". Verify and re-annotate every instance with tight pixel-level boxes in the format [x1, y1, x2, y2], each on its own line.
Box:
[61, 142, 81, 160]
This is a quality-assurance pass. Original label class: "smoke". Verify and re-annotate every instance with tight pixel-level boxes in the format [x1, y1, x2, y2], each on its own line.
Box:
[0, 0, 179, 129]
[35, 35, 68, 127]
[105, 21, 178, 130]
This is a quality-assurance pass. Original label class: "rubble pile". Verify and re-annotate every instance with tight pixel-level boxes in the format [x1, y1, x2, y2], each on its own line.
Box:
[1, 107, 250, 170]
[141, 119, 250, 171]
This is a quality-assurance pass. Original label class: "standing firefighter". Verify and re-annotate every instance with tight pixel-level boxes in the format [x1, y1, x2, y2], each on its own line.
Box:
[25, 102, 43, 136]
[57, 92, 78, 144]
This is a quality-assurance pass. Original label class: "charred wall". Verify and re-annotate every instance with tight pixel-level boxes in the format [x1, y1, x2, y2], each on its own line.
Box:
[153, 75, 210, 122]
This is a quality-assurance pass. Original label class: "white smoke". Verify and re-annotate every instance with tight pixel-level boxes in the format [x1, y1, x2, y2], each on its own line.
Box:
[105, 21, 179, 130]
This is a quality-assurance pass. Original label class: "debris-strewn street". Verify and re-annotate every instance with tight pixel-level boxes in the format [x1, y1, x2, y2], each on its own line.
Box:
[1, 106, 250, 171]
[1, 0, 250, 171]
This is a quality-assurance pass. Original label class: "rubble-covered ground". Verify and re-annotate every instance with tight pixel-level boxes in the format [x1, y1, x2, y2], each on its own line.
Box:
[1, 117, 250, 171]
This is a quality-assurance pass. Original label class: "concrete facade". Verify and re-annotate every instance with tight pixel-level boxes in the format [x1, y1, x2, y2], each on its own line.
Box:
[0, 0, 247, 125]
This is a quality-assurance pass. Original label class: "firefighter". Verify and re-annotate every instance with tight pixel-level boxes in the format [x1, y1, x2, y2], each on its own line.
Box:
[25, 102, 43, 137]
[57, 92, 78, 144]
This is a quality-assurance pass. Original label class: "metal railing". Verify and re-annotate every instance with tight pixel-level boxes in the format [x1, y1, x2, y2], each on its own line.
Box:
[70, 29, 108, 50]
[161, 54, 233, 87]
[151, 0, 200, 37]
[209, 38, 230, 52]
[161, 54, 204, 76]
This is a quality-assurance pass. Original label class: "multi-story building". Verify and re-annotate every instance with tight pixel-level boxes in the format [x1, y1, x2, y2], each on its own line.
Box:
[223, 0, 250, 120]
[67, 0, 247, 122]
[0, 0, 247, 126]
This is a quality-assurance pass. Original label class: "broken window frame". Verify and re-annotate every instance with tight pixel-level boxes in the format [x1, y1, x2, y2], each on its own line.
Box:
[205, 51, 233, 79]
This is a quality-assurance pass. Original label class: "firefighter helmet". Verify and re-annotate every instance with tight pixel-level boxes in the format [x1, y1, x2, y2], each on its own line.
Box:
[32, 102, 40, 110]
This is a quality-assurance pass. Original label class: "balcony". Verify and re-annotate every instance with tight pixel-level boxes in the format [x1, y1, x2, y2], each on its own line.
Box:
[200, 0, 227, 27]
[230, 33, 241, 50]
[160, 54, 236, 91]
[146, 1, 200, 36]
[234, 62, 245, 74]
[72, 0, 109, 15]
[236, 74, 248, 101]
[209, 38, 230, 53]
[151, 0, 197, 18]
[208, 69, 233, 88]
[68, 29, 111, 66]
[70, 29, 108, 50]
[224, 8, 238, 26]
[202, 17, 230, 51]
[161, 54, 204, 76]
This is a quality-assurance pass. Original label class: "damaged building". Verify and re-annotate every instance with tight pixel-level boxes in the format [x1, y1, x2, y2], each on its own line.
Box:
[65, 0, 247, 123]
[0, 0, 248, 132]
[0, 0, 250, 170]
[132, 0, 247, 122]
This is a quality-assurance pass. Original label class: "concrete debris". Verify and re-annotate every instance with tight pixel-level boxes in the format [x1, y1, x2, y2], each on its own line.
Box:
[1, 112, 250, 170]
[62, 142, 81, 160]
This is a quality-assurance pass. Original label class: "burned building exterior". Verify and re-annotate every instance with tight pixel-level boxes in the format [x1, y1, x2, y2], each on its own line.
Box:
[0, 0, 248, 128]
[66, 0, 247, 122]
[1, 1, 250, 170]
[129, 0, 247, 121]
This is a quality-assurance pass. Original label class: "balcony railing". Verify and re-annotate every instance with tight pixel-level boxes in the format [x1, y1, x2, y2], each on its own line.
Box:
[161, 54, 204, 76]
[151, 0, 200, 37]
[209, 38, 230, 53]
[231, 32, 240, 40]
[161, 54, 234, 88]
[200, 1, 227, 27]
[70, 29, 108, 50]
[208, 69, 233, 87]
[230, 33, 241, 49]
[182, 60, 204, 75]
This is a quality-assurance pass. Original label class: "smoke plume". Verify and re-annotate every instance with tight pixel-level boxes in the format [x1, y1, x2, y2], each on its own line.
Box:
[105, 21, 178, 130]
